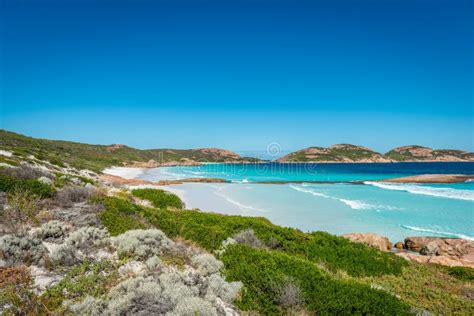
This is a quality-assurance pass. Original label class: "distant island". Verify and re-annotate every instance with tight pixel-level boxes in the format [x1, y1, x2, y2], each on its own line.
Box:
[278, 144, 474, 163]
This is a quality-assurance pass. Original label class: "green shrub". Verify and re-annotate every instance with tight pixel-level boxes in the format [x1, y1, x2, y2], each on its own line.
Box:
[447, 266, 474, 281]
[42, 260, 116, 310]
[139, 205, 406, 277]
[221, 244, 411, 315]
[0, 174, 54, 198]
[131, 188, 183, 209]
[97, 197, 145, 236]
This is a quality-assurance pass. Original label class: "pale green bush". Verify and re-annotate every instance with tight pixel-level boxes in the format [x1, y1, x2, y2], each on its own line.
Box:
[0, 234, 47, 265]
[207, 274, 242, 303]
[145, 255, 162, 270]
[107, 276, 172, 314]
[233, 228, 264, 248]
[191, 253, 224, 276]
[171, 296, 218, 316]
[112, 229, 173, 260]
[67, 226, 110, 249]
[50, 227, 110, 266]
[35, 220, 69, 242]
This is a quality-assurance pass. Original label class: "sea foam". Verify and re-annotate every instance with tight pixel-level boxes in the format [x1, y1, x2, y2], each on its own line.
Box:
[401, 225, 474, 240]
[290, 185, 380, 210]
[365, 182, 474, 201]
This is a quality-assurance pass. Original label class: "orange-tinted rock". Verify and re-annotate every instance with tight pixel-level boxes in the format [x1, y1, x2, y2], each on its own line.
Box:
[342, 233, 392, 251]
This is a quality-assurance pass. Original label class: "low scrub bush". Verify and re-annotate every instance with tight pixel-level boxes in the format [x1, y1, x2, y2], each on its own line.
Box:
[221, 244, 411, 314]
[132, 188, 183, 210]
[97, 197, 145, 236]
[0, 174, 54, 198]
[2, 189, 40, 232]
[172, 296, 217, 315]
[0, 165, 52, 180]
[448, 266, 474, 281]
[50, 227, 110, 266]
[207, 274, 242, 303]
[0, 234, 47, 266]
[233, 228, 264, 248]
[112, 229, 174, 260]
[69, 254, 242, 315]
[42, 260, 116, 311]
[0, 266, 47, 314]
[35, 220, 69, 242]
[271, 276, 304, 311]
[191, 254, 224, 276]
[55, 185, 92, 207]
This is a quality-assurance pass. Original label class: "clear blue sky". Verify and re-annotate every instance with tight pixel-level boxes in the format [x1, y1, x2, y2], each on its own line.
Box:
[1, 0, 472, 152]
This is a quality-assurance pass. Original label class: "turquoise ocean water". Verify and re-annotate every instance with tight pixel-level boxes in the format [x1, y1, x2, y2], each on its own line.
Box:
[137, 163, 474, 242]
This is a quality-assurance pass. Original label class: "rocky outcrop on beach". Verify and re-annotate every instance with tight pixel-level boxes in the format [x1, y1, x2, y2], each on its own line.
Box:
[277, 144, 392, 163]
[342, 233, 474, 268]
[385, 146, 474, 162]
[342, 233, 392, 251]
[404, 237, 474, 258]
[381, 174, 474, 183]
[101, 174, 227, 186]
[397, 237, 474, 268]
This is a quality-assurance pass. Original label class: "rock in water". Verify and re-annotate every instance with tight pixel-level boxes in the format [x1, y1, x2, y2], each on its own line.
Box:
[342, 233, 392, 251]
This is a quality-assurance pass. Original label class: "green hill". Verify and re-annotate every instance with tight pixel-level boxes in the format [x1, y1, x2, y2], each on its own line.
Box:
[278, 144, 474, 163]
[277, 144, 391, 163]
[385, 145, 474, 162]
[0, 130, 259, 172]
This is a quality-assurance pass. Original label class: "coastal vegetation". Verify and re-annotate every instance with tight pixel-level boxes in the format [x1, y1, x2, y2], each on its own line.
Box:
[97, 190, 473, 314]
[0, 134, 473, 315]
[0, 129, 259, 172]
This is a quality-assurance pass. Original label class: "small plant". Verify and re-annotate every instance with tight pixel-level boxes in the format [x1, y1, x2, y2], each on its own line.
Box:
[50, 227, 110, 266]
[113, 229, 174, 260]
[43, 260, 116, 311]
[55, 185, 92, 207]
[0, 234, 47, 266]
[0, 174, 54, 198]
[2, 189, 40, 232]
[0, 165, 52, 180]
[35, 220, 70, 242]
[271, 276, 304, 311]
[0, 266, 47, 314]
[233, 229, 264, 248]
[207, 274, 242, 303]
[448, 266, 474, 281]
[191, 253, 224, 276]
[131, 188, 184, 210]
[172, 296, 217, 315]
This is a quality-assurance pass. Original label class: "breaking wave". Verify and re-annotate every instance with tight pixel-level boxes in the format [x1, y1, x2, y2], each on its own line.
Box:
[289, 185, 392, 210]
[365, 182, 474, 201]
[401, 225, 474, 240]
[213, 187, 267, 212]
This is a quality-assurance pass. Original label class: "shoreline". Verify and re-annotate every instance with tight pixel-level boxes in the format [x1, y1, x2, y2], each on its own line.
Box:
[102, 166, 474, 184]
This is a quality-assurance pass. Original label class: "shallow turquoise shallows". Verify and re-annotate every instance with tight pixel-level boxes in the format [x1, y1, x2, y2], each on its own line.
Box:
[137, 163, 474, 242]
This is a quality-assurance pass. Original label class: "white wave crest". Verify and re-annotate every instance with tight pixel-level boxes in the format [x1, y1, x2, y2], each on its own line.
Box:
[289, 185, 385, 210]
[401, 225, 474, 240]
[365, 182, 474, 201]
[213, 187, 267, 212]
